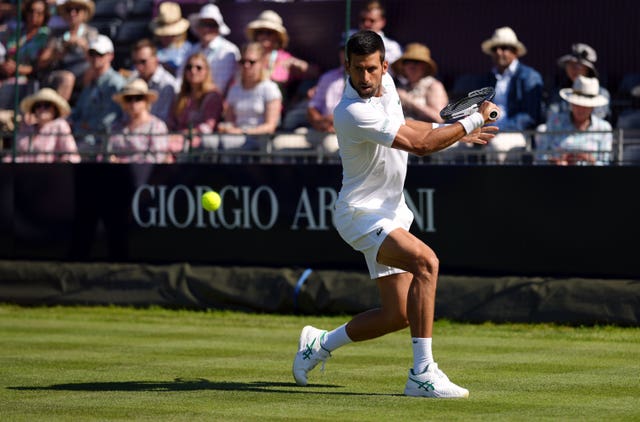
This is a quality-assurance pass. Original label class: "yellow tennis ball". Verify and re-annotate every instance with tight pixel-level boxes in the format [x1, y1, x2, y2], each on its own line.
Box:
[202, 191, 221, 211]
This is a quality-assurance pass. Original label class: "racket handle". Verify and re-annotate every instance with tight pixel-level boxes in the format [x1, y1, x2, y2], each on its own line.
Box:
[488, 109, 499, 121]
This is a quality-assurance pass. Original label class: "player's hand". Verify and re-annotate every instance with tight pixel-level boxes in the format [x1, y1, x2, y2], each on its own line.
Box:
[459, 125, 498, 145]
[479, 101, 500, 123]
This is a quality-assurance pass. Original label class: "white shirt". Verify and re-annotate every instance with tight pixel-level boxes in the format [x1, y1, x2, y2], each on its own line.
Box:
[493, 58, 519, 123]
[333, 72, 407, 213]
[225, 79, 282, 129]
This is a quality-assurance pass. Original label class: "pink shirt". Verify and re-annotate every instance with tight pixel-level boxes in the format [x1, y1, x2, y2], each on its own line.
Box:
[8, 118, 80, 163]
[169, 91, 223, 134]
[108, 116, 169, 163]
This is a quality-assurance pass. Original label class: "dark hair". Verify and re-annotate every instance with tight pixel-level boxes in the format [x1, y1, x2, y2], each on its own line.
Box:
[345, 30, 385, 63]
[132, 39, 158, 56]
[22, 0, 50, 26]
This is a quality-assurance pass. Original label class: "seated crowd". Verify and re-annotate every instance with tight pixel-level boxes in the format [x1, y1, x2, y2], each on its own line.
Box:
[0, 0, 636, 165]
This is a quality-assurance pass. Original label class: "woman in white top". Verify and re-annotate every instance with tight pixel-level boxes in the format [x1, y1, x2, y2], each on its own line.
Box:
[218, 42, 282, 151]
[392, 43, 448, 123]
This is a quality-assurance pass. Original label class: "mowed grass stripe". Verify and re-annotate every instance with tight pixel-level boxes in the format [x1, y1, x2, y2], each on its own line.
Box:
[1, 305, 638, 421]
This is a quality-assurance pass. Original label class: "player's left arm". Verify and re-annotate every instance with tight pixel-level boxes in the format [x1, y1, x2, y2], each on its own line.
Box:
[393, 105, 498, 156]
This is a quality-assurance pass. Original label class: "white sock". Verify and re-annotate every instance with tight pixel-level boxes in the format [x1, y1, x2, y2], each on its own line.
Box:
[412, 337, 434, 374]
[320, 323, 352, 352]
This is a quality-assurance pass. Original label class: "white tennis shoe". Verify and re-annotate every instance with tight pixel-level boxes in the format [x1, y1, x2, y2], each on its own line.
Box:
[292, 325, 330, 386]
[404, 363, 469, 398]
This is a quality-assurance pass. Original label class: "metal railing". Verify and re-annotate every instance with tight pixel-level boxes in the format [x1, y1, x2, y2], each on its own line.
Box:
[1, 128, 640, 165]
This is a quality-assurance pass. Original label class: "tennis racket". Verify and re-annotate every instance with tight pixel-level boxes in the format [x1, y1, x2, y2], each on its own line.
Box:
[439, 87, 500, 122]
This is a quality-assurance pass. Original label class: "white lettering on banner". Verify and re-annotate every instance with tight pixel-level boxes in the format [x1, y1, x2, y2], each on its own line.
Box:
[132, 185, 435, 232]
[404, 188, 436, 233]
[291, 187, 337, 230]
[132, 184, 279, 230]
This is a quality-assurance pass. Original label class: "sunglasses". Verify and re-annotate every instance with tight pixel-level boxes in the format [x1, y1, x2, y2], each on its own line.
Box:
[238, 59, 258, 66]
[88, 50, 106, 58]
[67, 6, 85, 13]
[491, 45, 516, 53]
[124, 95, 145, 103]
[185, 64, 204, 71]
[33, 102, 52, 110]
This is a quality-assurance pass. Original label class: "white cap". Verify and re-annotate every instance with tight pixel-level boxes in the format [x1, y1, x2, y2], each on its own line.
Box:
[89, 34, 114, 55]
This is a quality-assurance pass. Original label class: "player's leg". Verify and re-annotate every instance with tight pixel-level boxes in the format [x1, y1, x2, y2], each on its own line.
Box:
[376, 228, 469, 398]
[376, 228, 438, 339]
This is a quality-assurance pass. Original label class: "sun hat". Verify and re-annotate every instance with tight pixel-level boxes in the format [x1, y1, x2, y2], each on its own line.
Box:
[557, 43, 599, 78]
[245, 10, 289, 48]
[481, 26, 527, 57]
[150, 2, 189, 37]
[57, 0, 95, 20]
[20, 88, 71, 117]
[391, 43, 438, 77]
[88, 34, 114, 55]
[559, 75, 609, 108]
[112, 79, 159, 107]
[188, 4, 230, 36]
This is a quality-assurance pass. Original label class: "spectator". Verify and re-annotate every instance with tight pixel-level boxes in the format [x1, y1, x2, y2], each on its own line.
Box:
[358, 0, 402, 65]
[37, 0, 99, 103]
[245, 9, 319, 105]
[617, 84, 640, 130]
[128, 38, 178, 122]
[168, 52, 223, 153]
[392, 43, 448, 123]
[68, 34, 126, 154]
[536, 76, 612, 165]
[108, 79, 169, 163]
[5, 87, 80, 163]
[548, 43, 610, 121]
[180, 4, 239, 95]
[479, 26, 544, 131]
[272, 33, 350, 154]
[0, 0, 50, 108]
[218, 42, 282, 152]
[150, 1, 192, 76]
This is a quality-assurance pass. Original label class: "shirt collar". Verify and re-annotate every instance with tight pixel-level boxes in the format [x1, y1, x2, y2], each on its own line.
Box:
[493, 58, 519, 77]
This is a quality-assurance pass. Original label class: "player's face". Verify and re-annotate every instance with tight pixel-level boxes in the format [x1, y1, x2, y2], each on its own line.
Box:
[346, 51, 388, 99]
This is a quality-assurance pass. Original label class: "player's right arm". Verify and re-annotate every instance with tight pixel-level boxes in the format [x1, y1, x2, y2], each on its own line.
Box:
[391, 101, 498, 156]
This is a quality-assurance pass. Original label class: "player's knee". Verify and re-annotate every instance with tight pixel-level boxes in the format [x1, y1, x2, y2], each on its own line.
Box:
[416, 249, 439, 278]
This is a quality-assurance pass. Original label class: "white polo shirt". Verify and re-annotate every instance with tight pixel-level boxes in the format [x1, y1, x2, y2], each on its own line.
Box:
[333, 72, 407, 214]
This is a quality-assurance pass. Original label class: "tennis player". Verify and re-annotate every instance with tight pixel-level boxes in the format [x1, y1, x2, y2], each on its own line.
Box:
[292, 30, 498, 398]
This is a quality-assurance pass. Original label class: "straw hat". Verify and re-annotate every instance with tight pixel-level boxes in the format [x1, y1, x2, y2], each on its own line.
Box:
[150, 2, 189, 37]
[112, 79, 159, 107]
[557, 43, 599, 78]
[246, 10, 289, 48]
[20, 88, 71, 117]
[391, 43, 438, 77]
[188, 4, 230, 36]
[57, 0, 95, 20]
[559, 76, 609, 108]
[481, 26, 527, 57]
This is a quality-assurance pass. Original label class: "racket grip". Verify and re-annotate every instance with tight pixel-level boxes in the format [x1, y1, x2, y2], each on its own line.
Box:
[489, 109, 499, 121]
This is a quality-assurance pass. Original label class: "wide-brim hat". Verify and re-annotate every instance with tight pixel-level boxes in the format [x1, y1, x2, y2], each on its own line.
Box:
[557, 43, 599, 78]
[112, 79, 159, 107]
[57, 0, 95, 20]
[481, 26, 527, 57]
[188, 4, 230, 36]
[559, 75, 608, 107]
[245, 10, 289, 48]
[391, 43, 437, 77]
[150, 2, 189, 37]
[20, 88, 71, 117]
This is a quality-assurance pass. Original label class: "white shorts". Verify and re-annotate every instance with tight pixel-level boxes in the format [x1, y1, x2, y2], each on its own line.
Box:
[333, 202, 414, 279]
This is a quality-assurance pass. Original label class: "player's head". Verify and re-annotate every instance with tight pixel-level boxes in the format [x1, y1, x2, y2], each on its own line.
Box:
[345, 30, 387, 99]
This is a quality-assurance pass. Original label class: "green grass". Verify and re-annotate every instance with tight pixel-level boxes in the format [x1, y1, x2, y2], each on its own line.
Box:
[0, 305, 639, 421]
